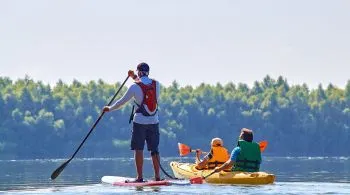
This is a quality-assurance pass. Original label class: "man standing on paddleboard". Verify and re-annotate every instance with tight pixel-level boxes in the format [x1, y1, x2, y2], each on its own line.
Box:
[103, 62, 161, 183]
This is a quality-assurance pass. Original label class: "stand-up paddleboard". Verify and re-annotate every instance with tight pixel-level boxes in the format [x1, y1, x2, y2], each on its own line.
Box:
[101, 176, 170, 187]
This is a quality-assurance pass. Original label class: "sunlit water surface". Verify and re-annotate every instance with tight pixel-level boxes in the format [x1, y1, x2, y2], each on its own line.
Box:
[1, 157, 350, 194]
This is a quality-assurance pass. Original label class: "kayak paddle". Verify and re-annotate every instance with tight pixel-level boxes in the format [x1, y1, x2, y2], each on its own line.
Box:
[178, 140, 268, 157]
[178, 143, 208, 156]
[51, 72, 133, 180]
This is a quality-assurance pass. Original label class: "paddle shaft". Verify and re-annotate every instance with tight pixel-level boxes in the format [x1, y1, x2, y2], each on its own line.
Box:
[191, 150, 208, 154]
[69, 75, 129, 159]
[51, 75, 130, 180]
[188, 140, 266, 155]
[203, 170, 217, 179]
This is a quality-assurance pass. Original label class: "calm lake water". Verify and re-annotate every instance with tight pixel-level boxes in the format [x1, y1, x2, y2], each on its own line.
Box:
[1, 156, 350, 194]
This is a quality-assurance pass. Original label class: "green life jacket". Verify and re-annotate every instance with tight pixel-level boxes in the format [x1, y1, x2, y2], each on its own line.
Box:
[233, 140, 261, 172]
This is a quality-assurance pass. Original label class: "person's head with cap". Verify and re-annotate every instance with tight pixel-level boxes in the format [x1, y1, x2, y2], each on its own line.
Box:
[137, 62, 150, 78]
[239, 128, 254, 142]
[211, 137, 224, 147]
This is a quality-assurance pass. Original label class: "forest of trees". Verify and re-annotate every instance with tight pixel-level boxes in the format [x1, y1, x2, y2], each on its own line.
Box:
[0, 75, 349, 160]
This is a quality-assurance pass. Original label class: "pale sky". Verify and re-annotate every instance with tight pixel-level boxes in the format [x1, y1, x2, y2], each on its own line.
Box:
[0, 0, 349, 89]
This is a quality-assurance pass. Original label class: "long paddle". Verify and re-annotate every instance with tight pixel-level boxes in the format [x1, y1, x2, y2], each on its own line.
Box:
[178, 140, 268, 156]
[50, 74, 131, 180]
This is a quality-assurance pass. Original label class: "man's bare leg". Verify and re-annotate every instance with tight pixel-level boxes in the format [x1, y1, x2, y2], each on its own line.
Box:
[135, 150, 143, 180]
[151, 152, 160, 180]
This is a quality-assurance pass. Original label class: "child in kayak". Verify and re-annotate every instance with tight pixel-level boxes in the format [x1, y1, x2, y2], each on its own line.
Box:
[195, 137, 230, 170]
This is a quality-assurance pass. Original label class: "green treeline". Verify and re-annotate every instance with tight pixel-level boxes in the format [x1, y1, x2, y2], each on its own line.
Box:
[0, 75, 350, 159]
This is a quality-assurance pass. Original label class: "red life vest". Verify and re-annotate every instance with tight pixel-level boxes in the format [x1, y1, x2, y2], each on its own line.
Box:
[135, 80, 158, 116]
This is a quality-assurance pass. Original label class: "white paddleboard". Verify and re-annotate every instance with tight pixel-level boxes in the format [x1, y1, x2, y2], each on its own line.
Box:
[101, 176, 170, 187]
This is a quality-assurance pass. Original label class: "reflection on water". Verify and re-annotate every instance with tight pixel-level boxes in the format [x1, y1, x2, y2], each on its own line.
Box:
[0, 157, 350, 194]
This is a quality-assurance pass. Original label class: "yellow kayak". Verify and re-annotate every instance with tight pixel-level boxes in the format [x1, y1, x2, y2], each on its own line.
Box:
[170, 161, 275, 185]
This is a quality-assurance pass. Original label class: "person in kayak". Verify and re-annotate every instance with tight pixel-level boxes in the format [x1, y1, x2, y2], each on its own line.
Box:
[213, 128, 262, 173]
[103, 62, 161, 182]
[195, 137, 230, 170]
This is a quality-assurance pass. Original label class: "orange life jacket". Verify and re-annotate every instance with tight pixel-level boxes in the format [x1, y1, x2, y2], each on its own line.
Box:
[207, 146, 230, 169]
[135, 80, 158, 116]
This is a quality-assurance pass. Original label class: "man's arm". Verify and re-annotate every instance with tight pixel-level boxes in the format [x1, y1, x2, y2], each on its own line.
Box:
[107, 84, 137, 111]
[214, 160, 234, 172]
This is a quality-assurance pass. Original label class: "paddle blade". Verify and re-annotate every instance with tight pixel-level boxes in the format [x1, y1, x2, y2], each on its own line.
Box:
[50, 159, 71, 180]
[259, 140, 268, 152]
[178, 143, 191, 156]
[189, 177, 204, 184]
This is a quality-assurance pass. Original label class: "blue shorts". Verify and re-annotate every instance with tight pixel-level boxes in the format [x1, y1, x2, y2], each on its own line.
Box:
[131, 122, 159, 152]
